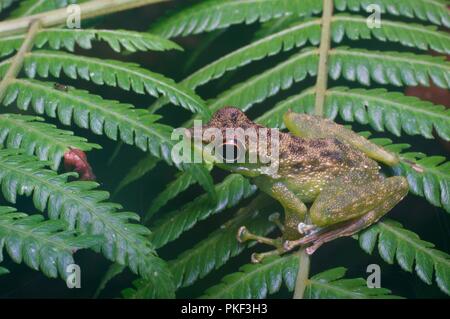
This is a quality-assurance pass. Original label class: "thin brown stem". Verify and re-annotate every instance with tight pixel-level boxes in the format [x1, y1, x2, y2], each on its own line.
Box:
[314, 0, 333, 116]
[0, 0, 170, 37]
[0, 19, 41, 102]
[293, 248, 311, 299]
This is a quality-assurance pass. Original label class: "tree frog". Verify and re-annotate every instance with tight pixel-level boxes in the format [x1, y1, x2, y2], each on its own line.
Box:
[193, 107, 409, 262]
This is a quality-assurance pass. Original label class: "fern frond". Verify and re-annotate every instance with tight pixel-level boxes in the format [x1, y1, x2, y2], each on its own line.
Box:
[305, 267, 400, 299]
[0, 266, 8, 276]
[0, 50, 209, 116]
[115, 155, 159, 194]
[182, 19, 321, 89]
[2, 79, 175, 164]
[0, 150, 174, 294]
[0, 0, 17, 13]
[169, 197, 274, 289]
[206, 48, 318, 115]
[10, 0, 76, 18]
[145, 171, 195, 222]
[0, 206, 99, 279]
[372, 138, 450, 212]
[0, 113, 100, 170]
[201, 255, 298, 298]
[0, 29, 182, 57]
[358, 219, 450, 295]
[334, 0, 450, 27]
[94, 263, 126, 298]
[329, 47, 450, 88]
[149, 174, 257, 249]
[149, 0, 322, 38]
[325, 87, 450, 140]
[332, 14, 450, 55]
[258, 86, 450, 141]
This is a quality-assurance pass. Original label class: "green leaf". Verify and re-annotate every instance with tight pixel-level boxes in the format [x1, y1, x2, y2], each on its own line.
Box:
[169, 196, 275, 289]
[0, 50, 209, 116]
[10, 0, 77, 18]
[367, 138, 450, 212]
[332, 14, 450, 55]
[305, 267, 400, 299]
[182, 18, 322, 90]
[0, 113, 100, 170]
[0, 149, 174, 295]
[115, 155, 159, 194]
[0, 266, 8, 276]
[0, 28, 182, 57]
[334, 0, 450, 27]
[324, 87, 450, 141]
[0, 0, 17, 13]
[149, 0, 322, 38]
[329, 47, 450, 88]
[94, 263, 126, 298]
[144, 171, 196, 222]
[0, 206, 99, 279]
[2, 79, 175, 164]
[205, 48, 318, 116]
[201, 254, 299, 299]
[358, 219, 450, 295]
[149, 174, 257, 249]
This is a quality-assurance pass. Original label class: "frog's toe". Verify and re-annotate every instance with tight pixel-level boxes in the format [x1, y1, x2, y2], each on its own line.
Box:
[297, 222, 316, 235]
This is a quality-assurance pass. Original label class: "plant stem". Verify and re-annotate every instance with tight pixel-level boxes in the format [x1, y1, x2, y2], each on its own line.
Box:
[293, 248, 310, 299]
[0, 19, 41, 102]
[314, 0, 333, 116]
[0, 0, 170, 37]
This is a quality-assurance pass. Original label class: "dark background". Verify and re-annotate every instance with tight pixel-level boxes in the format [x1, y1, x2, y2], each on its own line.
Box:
[0, 0, 449, 298]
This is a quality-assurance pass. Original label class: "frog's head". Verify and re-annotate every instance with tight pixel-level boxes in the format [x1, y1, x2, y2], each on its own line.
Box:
[188, 107, 279, 177]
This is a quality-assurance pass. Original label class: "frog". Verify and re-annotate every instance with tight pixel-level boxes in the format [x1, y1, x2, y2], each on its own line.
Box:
[192, 107, 409, 262]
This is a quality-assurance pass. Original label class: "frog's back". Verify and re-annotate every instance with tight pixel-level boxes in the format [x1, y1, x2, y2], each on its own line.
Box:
[278, 132, 380, 180]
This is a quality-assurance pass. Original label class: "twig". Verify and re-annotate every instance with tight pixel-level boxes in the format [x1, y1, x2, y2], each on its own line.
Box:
[0, 19, 41, 102]
[293, 248, 310, 299]
[314, 0, 333, 116]
[0, 0, 170, 37]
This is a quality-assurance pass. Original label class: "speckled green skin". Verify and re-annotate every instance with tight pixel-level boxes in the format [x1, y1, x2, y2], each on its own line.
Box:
[202, 107, 409, 242]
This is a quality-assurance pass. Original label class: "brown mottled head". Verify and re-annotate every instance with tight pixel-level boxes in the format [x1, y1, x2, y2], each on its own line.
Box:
[206, 107, 254, 129]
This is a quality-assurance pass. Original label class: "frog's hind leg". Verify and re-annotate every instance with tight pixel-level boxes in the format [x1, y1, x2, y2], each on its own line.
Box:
[284, 174, 408, 254]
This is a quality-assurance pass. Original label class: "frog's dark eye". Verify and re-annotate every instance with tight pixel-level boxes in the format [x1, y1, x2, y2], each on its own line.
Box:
[218, 139, 245, 163]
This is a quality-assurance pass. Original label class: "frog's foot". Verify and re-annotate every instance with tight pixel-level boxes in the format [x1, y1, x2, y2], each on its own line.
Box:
[297, 222, 317, 235]
[251, 249, 284, 263]
[237, 226, 283, 248]
[268, 212, 284, 232]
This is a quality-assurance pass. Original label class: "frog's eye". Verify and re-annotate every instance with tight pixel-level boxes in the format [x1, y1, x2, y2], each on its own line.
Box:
[218, 139, 245, 163]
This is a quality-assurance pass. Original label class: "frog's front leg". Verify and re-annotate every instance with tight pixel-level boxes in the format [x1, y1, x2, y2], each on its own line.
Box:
[284, 173, 409, 254]
[254, 178, 308, 240]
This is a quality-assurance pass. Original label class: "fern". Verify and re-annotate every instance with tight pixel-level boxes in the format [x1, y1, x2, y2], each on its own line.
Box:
[0, 113, 100, 170]
[258, 87, 450, 141]
[358, 219, 450, 295]
[0, 0, 449, 299]
[0, 266, 8, 276]
[201, 255, 299, 299]
[2, 79, 175, 164]
[149, 0, 322, 38]
[0, 149, 174, 296]
[0, 50, 209, 116]
[0, 206, 99, 279]
[169, 197, 275, 289]
[304, 267, 399, 299]
[0, 29, 182, 57]
[149, 174, 257, 249]
[10, 0, 77, 18]
[145, 171, 196, 222]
